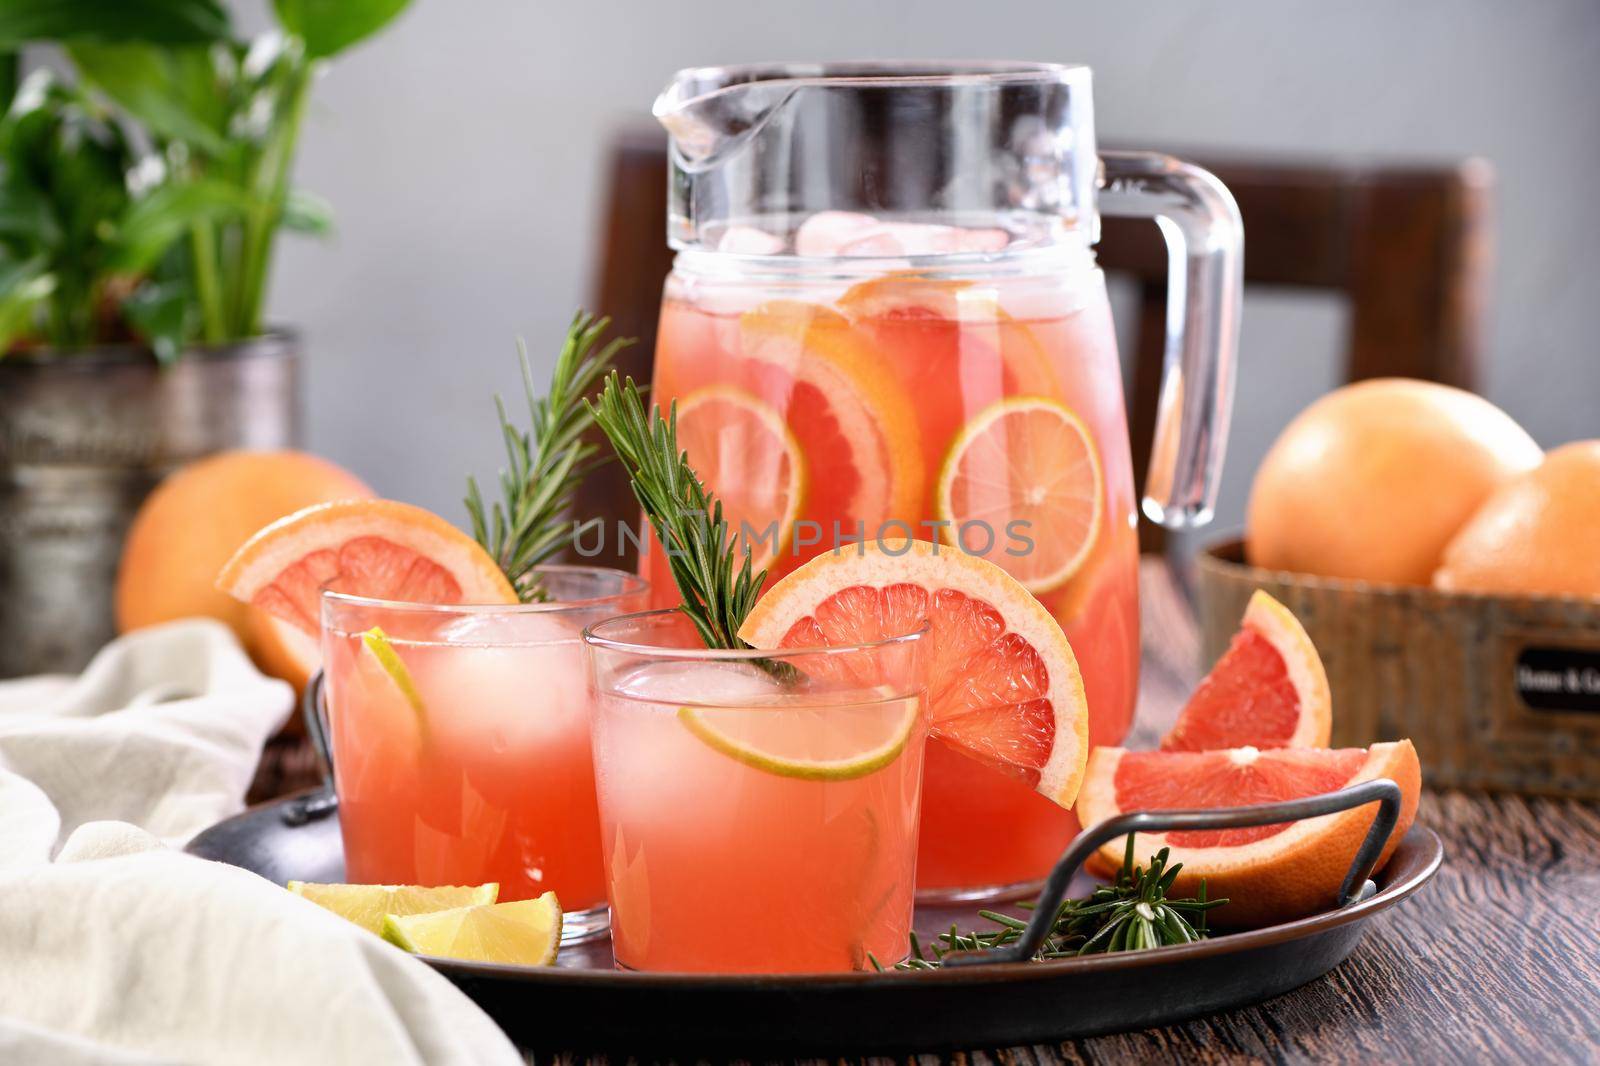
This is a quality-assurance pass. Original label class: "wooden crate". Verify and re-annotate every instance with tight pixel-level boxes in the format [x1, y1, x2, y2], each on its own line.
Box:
[1197, 539, 1600, 797]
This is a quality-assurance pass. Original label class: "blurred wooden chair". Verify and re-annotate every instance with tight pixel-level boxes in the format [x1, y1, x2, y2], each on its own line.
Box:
[581, 129, 1495, 559]
[1098, 155, 1493, 552]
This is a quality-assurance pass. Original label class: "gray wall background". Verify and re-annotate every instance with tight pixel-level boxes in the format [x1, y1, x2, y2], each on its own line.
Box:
[259, 0, 1599, 549]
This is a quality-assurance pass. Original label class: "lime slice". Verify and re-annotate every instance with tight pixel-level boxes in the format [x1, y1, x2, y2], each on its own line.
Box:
[381, 892, 562, 966]
[287, 881, 497, 934]
[361, 626, 426, 714]
[678, 694, 921, 781]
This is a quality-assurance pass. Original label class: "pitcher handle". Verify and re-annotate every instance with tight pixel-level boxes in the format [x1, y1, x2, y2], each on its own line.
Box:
[1098, 151, 1243, 530]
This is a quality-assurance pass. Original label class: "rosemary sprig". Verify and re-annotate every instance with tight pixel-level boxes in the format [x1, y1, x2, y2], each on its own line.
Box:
[586, 372, 766, 650]
[878, 836, 1228, 970]
[465, 311, 630, 602]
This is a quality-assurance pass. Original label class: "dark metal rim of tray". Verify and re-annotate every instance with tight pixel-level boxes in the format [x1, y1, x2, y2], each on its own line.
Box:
[187, 781, 1443, 1054]
[452, 826, 1440, 989]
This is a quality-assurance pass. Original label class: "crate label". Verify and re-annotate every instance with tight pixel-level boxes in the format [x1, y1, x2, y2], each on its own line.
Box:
[1515, 646, 1600, 714]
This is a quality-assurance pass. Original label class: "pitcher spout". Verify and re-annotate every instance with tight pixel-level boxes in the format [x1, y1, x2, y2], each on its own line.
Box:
[652, 61, 1098, 255]
[653, 68, 800, 172]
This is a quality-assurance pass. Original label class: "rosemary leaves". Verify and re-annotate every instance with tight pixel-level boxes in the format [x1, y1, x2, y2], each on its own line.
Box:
[586, 372, 766, 650]
[881, 836, 1228, 969]
[465, 311, 628, 601]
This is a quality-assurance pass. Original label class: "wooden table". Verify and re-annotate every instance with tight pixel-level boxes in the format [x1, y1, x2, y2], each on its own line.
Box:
[514, 561, 1599, 1063]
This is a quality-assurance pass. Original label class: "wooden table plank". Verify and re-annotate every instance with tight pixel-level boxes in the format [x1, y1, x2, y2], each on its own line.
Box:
[528, 561, 1600, 1064]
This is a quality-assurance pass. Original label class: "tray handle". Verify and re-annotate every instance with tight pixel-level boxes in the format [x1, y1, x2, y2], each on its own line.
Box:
[941, 777, 1404, 967]
[282, 669, 338, 827]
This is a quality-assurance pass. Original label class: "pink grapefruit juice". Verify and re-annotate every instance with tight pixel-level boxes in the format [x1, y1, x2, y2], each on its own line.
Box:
[320, 571, 646, 936]
[590, 659, 927, 973]
[323, 623, 605, 907]
[647, 255, 1139, 896]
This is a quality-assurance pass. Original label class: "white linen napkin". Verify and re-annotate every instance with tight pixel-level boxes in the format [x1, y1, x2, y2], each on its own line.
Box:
[0, 620, 521, 1066]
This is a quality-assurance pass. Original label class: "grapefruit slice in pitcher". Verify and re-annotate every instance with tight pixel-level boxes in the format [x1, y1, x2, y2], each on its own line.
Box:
[675, 386, 805, 572]
[936, 396, 1104, 593]
[838, 274, 1060, 479]
[1161, 590, 1332, 752]
[738, 302, 925, 542]
[216, 499, 518, 636]
[739, 539, 1090, 807]
[1076, 740, 1421, 927]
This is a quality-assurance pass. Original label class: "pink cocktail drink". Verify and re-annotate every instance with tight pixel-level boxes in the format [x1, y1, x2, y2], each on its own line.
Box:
[320, 566, 647, 942]
[585, 610, 929, 972]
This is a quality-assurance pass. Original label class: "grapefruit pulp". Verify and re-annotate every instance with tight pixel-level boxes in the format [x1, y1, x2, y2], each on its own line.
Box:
[1076, 740, 1421, 927]
[216, 499, 518, 638]
[674, 386, 804, 572]
[1161, 590, 1331, 752]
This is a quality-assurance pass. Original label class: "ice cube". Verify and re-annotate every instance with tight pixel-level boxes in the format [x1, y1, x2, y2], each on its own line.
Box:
[615, 660, 783, 705]
[418, 610, 591, 757]
[432, 609, 580, 648]
[716, 225, 787, 255]
[417, 635, 591, 759]
[795, 211, 1012, 258]
[938, 226, 1012, 254]
[794, 211, 885, 257]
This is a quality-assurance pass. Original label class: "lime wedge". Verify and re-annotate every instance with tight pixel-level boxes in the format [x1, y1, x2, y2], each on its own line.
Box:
[381, 892, 562, 966]
[677, 694, 921, 781]
[361, 626, 426, 714]
[287, 881, 497, 934]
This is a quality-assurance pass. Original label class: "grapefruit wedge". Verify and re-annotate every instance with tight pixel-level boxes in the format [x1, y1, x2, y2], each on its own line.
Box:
[216, 499, 518, 637]
[1161, 590, 1332, 752]
[1076, 740, 1421, 927]
[739, 539, 1090, 807]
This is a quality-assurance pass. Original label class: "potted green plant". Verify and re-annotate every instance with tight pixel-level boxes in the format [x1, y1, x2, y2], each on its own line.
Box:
[0, 0, 412, 676]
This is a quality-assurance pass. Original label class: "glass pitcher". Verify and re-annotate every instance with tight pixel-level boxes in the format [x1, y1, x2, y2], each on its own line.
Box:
[645, 61, 1242, 900]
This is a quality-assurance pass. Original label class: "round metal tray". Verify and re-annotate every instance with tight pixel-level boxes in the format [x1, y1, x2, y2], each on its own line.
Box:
[187, 784, 1441, 1055]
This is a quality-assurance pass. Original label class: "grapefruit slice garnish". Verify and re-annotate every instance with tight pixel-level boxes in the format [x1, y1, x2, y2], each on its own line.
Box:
[678, 694, 922, 782]
[1161, 590, 1332, 752]
[936, 396, 1103, 593]
[216, 499, 518, 636]
[739, 539, 1090, 807]
[1075, 740, 1421, 927]
[675, 386, 805, 572]
[738, 301, 924, 541]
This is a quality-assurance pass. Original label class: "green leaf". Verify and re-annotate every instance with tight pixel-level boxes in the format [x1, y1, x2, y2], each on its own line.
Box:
[0, 254, 55, 354]
[273, 0, 411, 59]
[0, 1, 231, 46]
[281, 187, 333, 236]
[0, 170, 61, 248]
[0, 72, 133, 347]
[0, 52, 17, 113]
[68, 42, 232, 156]
[109, 178, 249, 272]
[122, 278, 191, 364]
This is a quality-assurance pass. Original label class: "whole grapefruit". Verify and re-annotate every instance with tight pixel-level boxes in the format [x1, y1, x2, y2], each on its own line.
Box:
[116, 450, 373, 690]
[1246, 379, 1541, 585]
[1434, 440, 1600, 599]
